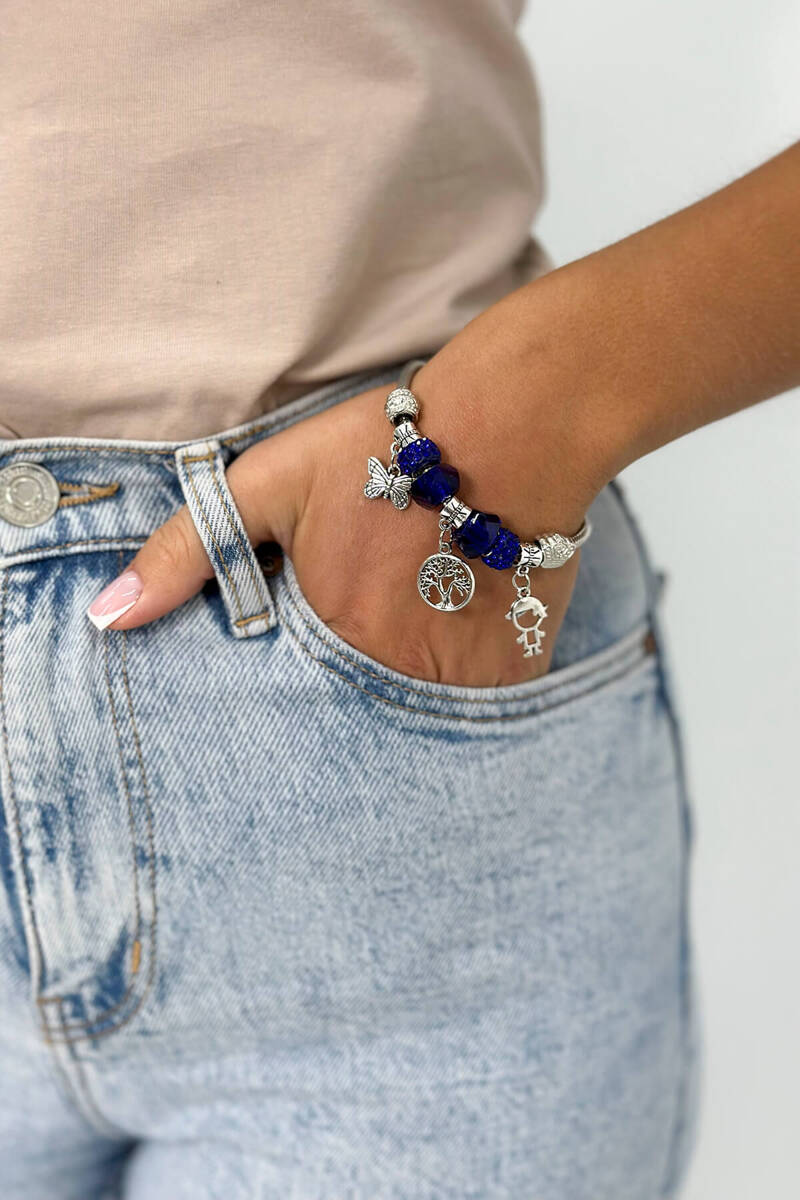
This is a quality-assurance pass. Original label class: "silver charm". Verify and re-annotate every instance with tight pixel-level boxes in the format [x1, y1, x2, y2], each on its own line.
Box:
[417, 518, 475, 612]
[516, 540, 545, 570]
[393, 420, 421, 450]
[505, 565, 548, 657]
[363, 453, 413, 511]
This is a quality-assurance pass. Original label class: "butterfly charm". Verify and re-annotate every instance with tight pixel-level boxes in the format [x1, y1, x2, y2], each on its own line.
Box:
[363, 456, 413, 510]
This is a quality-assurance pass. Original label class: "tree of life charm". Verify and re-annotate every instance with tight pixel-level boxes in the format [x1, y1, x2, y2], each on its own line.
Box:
[505, 566, 547, 656]
[417, 517, 475, 612]
[417, 553, 475, 612]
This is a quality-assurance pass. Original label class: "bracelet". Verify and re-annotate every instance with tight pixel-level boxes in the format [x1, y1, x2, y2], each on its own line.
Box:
[362, 360, 591, 658]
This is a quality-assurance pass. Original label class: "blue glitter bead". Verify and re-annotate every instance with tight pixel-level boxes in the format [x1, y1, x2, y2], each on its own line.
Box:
[397, 437, 441, 477]
[481, 527, 521, 570]
[453, 510, 502, 559]
[410, 463, 460, 510]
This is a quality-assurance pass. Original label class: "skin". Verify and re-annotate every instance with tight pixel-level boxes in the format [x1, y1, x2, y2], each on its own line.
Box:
[98, 142, 800, 687]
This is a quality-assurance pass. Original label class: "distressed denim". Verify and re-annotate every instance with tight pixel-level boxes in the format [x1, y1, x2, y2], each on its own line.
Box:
[0, 358, 700, 1199]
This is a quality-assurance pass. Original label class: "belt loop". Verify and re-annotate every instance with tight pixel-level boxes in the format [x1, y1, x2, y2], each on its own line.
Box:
[175, 439, 276, 638]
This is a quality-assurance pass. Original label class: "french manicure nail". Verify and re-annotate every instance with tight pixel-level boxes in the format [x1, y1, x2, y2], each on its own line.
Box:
[87, 569, 143, 630]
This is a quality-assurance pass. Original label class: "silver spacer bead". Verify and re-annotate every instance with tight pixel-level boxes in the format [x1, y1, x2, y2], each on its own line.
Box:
[385, 387, 419, 423]
[517, 541, 545, 570]
[439, 497, 472, 530]
[393, 420, 421, 449]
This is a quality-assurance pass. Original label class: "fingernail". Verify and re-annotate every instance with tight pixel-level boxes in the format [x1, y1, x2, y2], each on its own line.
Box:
[87, 569, 143, 630]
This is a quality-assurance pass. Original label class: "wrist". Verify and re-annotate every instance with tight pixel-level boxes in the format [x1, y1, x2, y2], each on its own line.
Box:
[409, 275, 616, 538]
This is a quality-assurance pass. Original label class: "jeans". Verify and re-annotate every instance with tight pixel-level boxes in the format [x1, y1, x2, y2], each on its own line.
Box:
[0, 358, 700, 1198]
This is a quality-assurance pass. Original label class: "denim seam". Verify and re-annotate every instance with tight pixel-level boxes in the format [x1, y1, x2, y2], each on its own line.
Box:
[55, 998, 128, 1139]
[608, 479, 698, 1198]
[37, 629, 146, 1033]
[35, 998, 119, 1140]
[0, 536, 149, 559]
[208, 453, 272, 620]
[0, 571, 48, 1003]
[3, 444, 176, 457]
[41, 622, 159, 1044]
[278, 601, 653, 724]
[279, 577, 653, 711]
[183, 457, 247, 627]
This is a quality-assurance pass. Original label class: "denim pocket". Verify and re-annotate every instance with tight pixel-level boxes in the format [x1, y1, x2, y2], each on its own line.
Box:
[265, 474, 659, 727]
[270, 551, 658, 728]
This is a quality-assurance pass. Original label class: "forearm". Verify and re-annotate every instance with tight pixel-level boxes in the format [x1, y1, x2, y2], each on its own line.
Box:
[414, 142, 800, 527]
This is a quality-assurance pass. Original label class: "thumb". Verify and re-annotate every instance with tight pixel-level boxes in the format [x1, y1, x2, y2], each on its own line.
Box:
[85, 438, 300, 631]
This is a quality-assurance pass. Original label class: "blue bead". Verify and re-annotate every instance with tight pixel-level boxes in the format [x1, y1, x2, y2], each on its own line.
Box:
[453, 510, 502, 559]
[481, 527, 521, 570]
[410, 463, 460, 509]
[397, 438, 441, 477]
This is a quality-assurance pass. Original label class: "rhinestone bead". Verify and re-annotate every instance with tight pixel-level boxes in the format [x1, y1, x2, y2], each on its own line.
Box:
[397, 438, 441, 477]
[481, 527, 521, 570]
[453, 509, 502, 559]
[385, 387, 419, 423]
[410, 463, 460, 510]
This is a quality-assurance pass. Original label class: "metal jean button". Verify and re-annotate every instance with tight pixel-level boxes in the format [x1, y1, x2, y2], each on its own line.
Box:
[0, 462, 61, 527]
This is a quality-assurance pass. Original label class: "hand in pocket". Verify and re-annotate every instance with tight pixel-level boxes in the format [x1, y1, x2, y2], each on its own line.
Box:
[87, 381, 588, 687]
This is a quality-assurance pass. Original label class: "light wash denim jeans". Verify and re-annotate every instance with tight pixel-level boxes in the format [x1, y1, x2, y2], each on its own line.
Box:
[0, 358, 700, 1199]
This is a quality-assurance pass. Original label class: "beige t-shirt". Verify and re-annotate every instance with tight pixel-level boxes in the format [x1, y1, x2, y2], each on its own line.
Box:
[0, 2, 548, 441]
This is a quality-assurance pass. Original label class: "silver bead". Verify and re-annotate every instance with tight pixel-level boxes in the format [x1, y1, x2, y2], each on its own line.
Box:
[439, 497, 471, 530]
[538, 532, 577, 568]
[517, 541, 545, 569]
[385, 387, 419, 423]
[393, 420, 421, 449]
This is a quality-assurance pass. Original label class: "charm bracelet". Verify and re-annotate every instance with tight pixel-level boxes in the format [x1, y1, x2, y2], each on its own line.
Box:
[362, 359, 592, 659]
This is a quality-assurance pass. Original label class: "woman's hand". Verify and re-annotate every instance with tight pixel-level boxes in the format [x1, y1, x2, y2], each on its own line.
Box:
[87, 142, 800, 684]
[86, 372, 597, 688]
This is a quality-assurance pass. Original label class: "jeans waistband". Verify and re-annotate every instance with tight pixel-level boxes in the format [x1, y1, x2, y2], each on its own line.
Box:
[0, 356, 421, 569]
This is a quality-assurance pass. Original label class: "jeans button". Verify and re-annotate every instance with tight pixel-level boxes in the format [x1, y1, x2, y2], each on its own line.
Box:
[0, 462, 61, 527]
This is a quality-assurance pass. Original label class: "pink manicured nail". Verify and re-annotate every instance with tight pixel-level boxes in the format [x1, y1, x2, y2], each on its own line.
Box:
[87, 569, 143, 630]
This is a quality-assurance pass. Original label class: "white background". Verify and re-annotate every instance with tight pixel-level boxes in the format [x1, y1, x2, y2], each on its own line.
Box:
[518, 2, 799, 1195]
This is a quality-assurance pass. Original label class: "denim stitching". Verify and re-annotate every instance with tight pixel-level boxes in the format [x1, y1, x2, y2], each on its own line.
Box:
[279, 577, 653, 710]
[234, 611, 273, 627]
[0, 444, 174, 457]
[43, 624, 159, 1044]
[278, 601, 652, 724]
[0, 536, 148, 558]
[37, 998, 118, 1139]
[40, 627, 145, 1031]
[0, 570, 47, 1002]
[56, 998, 128, 1139]
[183, 458, 247, 627]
